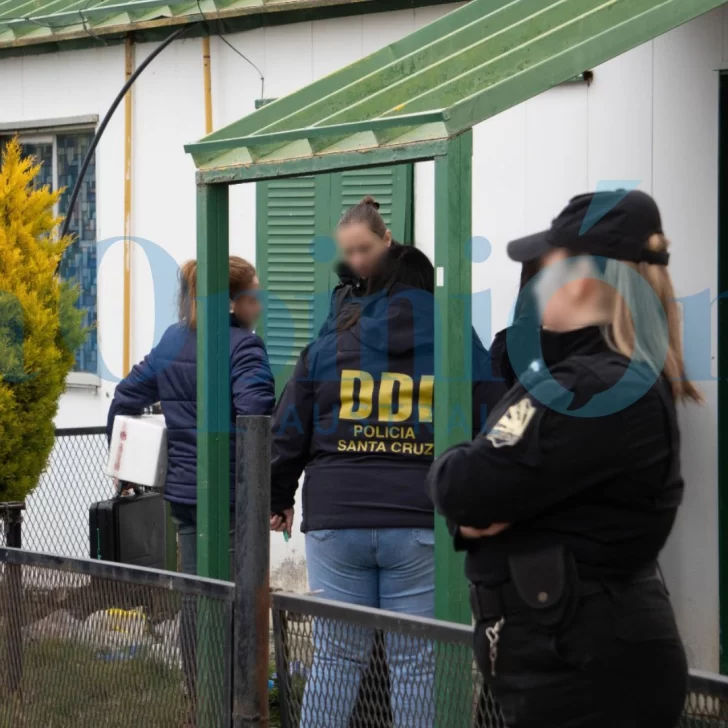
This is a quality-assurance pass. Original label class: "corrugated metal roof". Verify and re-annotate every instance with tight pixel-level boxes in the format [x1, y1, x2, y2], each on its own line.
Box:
[187, 0, 726, 180]
[0, 0, 380, 51]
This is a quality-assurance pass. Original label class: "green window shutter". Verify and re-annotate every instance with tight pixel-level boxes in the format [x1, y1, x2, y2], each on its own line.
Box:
[256, 176, 318, 396]
[335, 165, 414, 244]
[257, 164, 413, 395]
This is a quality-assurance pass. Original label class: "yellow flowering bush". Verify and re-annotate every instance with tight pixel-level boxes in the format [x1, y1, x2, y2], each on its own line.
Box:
[0, 138, 86, 502]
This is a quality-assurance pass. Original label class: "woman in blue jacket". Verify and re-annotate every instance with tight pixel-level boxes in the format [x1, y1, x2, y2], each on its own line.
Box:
[270, 246, 504, 728]
[107, 256, 275, 576]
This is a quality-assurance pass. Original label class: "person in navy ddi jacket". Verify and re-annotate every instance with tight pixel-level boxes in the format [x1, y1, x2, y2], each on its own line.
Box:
[270, 245, 504, 728]
[318, 195, 400, 338]
[107, 256, 275, 576]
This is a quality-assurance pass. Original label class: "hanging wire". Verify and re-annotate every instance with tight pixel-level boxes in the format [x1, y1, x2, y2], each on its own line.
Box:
[3, 0, 267, 243]
[78, 7, 108, 45]
[58, 25, 189, 243]
[4, 0, 266, 99]
[195, 0, 265, 99]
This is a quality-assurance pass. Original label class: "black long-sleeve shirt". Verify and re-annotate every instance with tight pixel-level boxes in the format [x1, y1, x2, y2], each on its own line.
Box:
[428, 327, 683, 586]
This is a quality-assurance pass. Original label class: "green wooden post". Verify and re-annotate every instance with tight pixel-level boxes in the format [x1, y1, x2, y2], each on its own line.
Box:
[719, 72, 728, 675]
[433, 133, 473, 728]
[196, 182, 231, 580]
[196, 182, 230, 727]
[390, 164, 415, 244]
[434, 132, 473, 624]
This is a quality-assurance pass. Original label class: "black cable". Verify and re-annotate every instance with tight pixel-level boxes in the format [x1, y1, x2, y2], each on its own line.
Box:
[5, 2, 264, 95]
[195, 0, 265, 98]
[78, 9, 108, 45]
[59, 25, 188, 242]
[218, 33, 265, 98]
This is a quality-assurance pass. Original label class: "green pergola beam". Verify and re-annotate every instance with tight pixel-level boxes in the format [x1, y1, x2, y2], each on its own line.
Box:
[184, 110, 446, 161]
[0, 0, 460, 50]
[0, 0, 190, 26]
[240, 0, 526, 138]
[255, 0, 590, 137]
[194, 0, 509, 146]
[384, 0, 693, 121]
[189, 0, 727, 173]
[195, 138, 448, 185]
[446, 0, 728, 135]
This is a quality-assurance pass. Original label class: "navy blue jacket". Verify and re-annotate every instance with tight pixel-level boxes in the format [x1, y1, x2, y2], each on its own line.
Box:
[317, 261, 364, 338]
[271, 287, 506, 532]
[107, 316, 275, 504]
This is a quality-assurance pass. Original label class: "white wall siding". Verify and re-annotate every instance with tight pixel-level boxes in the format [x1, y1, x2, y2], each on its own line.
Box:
[132, 38, 205, 365]
[0, 44, 127, 427]
[652, 9, 723, 671]
[585, 43, 654, 190]
[0, 4, 725, 667]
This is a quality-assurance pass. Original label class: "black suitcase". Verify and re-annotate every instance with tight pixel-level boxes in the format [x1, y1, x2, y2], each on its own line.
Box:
[89, 489, 166, 568]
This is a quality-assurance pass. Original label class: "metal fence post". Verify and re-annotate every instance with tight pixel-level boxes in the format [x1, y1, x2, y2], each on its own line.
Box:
[234, 415, 271, 728]
[271, 607, 292, 728]
[2, 502, 24, 694]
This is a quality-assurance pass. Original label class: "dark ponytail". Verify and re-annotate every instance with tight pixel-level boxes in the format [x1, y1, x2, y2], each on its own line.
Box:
[338, 195, 388, 239]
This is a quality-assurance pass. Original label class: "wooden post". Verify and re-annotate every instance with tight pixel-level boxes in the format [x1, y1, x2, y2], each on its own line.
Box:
[433, 132, 473, 624]
[433, 132, 473, 727]
[196, 182, 231, 580]
[196, 183, 230, 728]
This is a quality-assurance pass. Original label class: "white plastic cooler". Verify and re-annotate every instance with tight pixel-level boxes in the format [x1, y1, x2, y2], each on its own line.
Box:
[106, 414, 168, 489]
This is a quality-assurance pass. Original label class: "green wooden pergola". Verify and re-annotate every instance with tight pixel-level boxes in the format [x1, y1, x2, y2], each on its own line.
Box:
[185, 0, 725, 619]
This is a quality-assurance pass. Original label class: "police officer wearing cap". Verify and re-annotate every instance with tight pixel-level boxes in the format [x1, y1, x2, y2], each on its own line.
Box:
[428, 190, 700, 728]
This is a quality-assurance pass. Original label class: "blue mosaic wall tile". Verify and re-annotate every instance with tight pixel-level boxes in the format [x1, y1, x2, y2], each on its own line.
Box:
[19, 142, 53, 190]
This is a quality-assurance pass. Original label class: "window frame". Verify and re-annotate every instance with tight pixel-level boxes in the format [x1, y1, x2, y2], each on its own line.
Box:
[14, 134, 58, 215]
[0, 115, 100, 388]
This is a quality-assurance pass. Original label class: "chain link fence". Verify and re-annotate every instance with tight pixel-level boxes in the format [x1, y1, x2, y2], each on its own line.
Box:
[682, 671, 728, 726]
[270, 592, 506, 728]
[0, 547, 232, 728]
[270, 592, 728, 728]
[0, 427, 111, 556]
[5, 427, 728, 727]
[0, 547, 727, 727]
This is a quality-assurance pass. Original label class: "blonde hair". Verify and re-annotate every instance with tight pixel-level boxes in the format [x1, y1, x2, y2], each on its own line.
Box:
[600, 234, 701, 403]
[178, 256, 257, 331]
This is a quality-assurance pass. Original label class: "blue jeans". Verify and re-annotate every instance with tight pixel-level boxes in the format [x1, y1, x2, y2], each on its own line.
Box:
[302, 527, 435, 728]
[169, 502, 235, 576]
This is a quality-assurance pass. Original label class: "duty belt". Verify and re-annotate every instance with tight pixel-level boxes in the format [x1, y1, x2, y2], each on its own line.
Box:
[469, 569, 659, 623]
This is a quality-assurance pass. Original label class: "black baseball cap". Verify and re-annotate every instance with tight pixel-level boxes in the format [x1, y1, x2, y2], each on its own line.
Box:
[507, 189, 669, 266]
